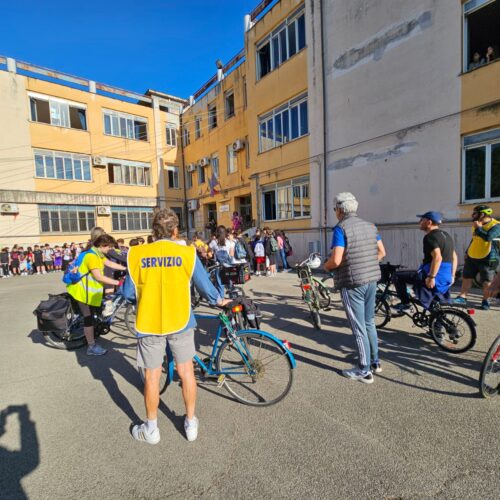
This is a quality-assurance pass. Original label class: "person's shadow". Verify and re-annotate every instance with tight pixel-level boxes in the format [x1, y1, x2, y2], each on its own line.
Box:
[0, 405, 40, 499]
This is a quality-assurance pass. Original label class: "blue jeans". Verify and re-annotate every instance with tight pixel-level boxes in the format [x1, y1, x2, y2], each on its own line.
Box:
[340, 282, 379, 372]
[280, 249, 289, 270]
[214, 268, 225, 298]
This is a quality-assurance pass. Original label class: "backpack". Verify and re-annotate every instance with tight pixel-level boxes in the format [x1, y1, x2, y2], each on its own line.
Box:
[254, 241, 265, 257]
[62, 249, 95, 285]
[284, 238, 292, 255]
[270, 237, 279, 253]
[215, 249, 232, 265]
[34, 293, 72, 332]
[234, 239, 247, 260]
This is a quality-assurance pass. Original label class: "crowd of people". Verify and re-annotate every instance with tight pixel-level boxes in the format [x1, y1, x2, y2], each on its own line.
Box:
[470, 45, 497, 70]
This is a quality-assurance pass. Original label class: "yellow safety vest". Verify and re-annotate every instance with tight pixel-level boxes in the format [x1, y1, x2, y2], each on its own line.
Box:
[66, 248, 105, 307]
[467, 219, 499, 260]
[127, 240, 196, 335]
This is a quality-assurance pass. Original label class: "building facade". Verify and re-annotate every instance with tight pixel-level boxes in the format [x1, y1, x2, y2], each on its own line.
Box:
[0, 57, 186, 247]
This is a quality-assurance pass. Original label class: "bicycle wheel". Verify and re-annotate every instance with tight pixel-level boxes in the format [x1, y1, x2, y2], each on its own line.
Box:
[124, 303, 136, 336]
[479, 335, 500, 398]
[321, 275, 341, 306]
[216, 332, 294, 406]
[374, 298, 391, 329]
[138, 354, 171, 395]
[429, 309, 477, 353]
[313, 278, 331, 309]
[43, 312, 86, 350]
[310, 307, 322, 330]
[191, 284, 201, 309]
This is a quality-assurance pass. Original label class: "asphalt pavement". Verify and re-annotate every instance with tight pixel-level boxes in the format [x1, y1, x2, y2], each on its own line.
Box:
[0, 272, 499, 499]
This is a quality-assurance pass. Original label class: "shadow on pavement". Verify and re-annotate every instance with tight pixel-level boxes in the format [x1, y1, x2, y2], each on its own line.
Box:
[0, 404, 39, 500]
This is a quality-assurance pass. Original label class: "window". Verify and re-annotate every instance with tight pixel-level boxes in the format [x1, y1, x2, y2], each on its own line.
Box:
[171, 207, 184, 229]
[195, 116, 201, 139]
[183, 126, 190, 146]
[198, 164, 206, 184]
[186, 169, 193, 189]
[256, 5, 306, 80]
[262, 177, 310, 221]
[224, 90, 235, 119]
[34, 149, 91, 181]
[245, 136, 250, 168]
[103, 109, 148, 141]
[227, 145, 238, 173]
[107, 160, 151, 186]
[259, 94, 308, 152]
[167, 166, 180, 189]
[211, 154, 219, 178]
[463, 0, 500, 72]
[166, 124, 177, 146]
[243, 77, 247, 109]
[111, 207, 153, 232]
[208, 102, 217, 130]
[463, 128, 500, 201]
[29, 93, 87, 130]
[39, 205, 95, 233]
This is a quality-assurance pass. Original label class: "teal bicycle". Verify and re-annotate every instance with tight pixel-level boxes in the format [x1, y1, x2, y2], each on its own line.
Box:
[139, 301, 296, 406]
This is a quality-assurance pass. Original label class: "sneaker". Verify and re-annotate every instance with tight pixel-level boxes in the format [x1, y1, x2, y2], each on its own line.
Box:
[391, 303, 411, 312]
[184, 416, 199, 442]
[453, 296, 467, 306]
[131, 423, 160, 445]
[87, 343, 107, 356]
[480, 299, 490, 311]
[371, 362, 382, 374]
[102, 300, 114, 317]
[342, 367, 374, 384]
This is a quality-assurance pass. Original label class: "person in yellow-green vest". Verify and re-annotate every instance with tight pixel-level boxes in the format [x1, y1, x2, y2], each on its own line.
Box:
[66, 234, 125, 355]
[454, 205, 500, 310]
[128, 209, 230, 445]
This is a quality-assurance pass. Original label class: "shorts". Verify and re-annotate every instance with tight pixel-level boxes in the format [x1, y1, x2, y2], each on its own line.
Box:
[463, 257, 498, 283]
[137, 329, 195, 369]
[44, 261, 52, 267]
[11, 259, 19, 269]
[255, 256, 266, 264]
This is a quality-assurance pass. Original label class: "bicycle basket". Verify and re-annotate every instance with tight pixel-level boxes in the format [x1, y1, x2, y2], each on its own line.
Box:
[34, 293, 72, 332]
[220, 263, 251, 286]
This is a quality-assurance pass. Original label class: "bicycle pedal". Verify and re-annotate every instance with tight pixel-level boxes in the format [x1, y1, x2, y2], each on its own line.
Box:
[217, 374, 226, 388]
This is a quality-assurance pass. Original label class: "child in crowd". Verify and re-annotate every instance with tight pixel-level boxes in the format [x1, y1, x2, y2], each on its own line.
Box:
[253, 234, 266, 276]
[53, 246, 62, 272]
[19, 247, 28, 276]
[33, 245, 45, 274]
[43, 244, 53, 272]
[0, 247, 10, 278]
[10, 245, 20, 276]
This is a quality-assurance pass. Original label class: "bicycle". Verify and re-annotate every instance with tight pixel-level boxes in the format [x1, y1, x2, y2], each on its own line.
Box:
[375, 264, 477, 353]
[479, 335, 500, 398]
[319, 272, 341, 307]
[296, 253, 330, 330]
[138, 300, 296, 406]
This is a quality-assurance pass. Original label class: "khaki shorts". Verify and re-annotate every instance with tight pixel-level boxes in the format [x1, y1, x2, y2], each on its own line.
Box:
[137, 329, 195, 369]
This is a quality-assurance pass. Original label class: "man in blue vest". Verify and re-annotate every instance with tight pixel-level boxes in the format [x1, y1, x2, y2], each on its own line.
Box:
[325, 192, 386, 384]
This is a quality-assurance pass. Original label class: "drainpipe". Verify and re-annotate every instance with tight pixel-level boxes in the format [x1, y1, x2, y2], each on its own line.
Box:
[180, 112, 190, 236]
[320, 0, 329, 256]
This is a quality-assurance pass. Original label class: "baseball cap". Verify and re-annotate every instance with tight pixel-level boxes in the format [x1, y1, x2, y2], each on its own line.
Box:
[417, 211, 443, 224]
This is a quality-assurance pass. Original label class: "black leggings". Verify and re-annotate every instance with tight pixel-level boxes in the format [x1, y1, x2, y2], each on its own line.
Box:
[1, 264, 9, 276]
[76, 301, 99, 327]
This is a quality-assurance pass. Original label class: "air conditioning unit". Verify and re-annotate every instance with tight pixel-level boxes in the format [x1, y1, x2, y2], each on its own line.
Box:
[199, 157, 210, 167]
[96, 206, 111, 216]
[187, 199, 199, 211]
[187, 163, 196, 172]
[232, 139, 245, 152]
[92, 156, 106, 167]
[0, 203, 19, 214]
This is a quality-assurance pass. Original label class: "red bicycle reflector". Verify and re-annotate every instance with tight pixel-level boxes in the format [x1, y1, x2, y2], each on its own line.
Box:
[467, 309, 475, 315]
[493, 347, 500, 362]
[232, 305, 243, 313]
[303, 284, 311, 290]
[282, 340, 291, 350]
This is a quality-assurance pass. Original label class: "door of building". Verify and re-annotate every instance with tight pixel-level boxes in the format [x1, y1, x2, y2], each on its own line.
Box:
[237, 196, 252, 228]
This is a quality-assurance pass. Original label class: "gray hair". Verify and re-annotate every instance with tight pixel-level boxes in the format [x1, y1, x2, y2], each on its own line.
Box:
[334, 192, 358, 214]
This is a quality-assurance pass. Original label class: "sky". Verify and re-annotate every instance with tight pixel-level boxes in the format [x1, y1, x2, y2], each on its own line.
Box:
[0, 0, 260, 99]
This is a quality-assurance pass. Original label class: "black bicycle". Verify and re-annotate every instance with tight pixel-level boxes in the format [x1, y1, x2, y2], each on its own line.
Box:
[375, 263, 477, 353]
[479, 335, 500, 398]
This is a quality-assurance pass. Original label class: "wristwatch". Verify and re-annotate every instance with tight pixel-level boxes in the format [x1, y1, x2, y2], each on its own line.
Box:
[427, 275, 436, 279]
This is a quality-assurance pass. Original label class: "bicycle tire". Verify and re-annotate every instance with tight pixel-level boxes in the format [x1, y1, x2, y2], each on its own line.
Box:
[191, 284, 201, 309]
[216, 332, 294, 406]
[124, 303, 136, 336]
[312, 278, 331, 309]
[311, 308, 322, 330]
[321, 275, 341, 305]
[43, 330, 87, 350]
[479, 335, 500, 398]
[138, 354, 171, 395]
[429, 308, 476, 353]
[374, 298, 391, 329]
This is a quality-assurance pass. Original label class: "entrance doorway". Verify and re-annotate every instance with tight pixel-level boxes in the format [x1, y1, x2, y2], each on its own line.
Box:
[237, 196, 252, 229]
[205, 203, 217, 235]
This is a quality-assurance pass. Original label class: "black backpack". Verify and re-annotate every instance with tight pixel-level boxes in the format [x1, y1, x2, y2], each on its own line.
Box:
[34, 293, 72, 332]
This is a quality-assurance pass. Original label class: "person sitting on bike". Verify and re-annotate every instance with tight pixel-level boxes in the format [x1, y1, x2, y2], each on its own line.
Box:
[393, 212, 457, 312]
[325, 192, 386, 384]
[128, 209, 230, 445]
[192, 231, 212, 267]
[453, 205, 500, 310]
[66, 234, 126, 356]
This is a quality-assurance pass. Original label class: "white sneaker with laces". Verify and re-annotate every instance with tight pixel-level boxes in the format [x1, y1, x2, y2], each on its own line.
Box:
[342, 367, 374, 384]
[132, 423, 160, 445]
[184, 416, 199, 442]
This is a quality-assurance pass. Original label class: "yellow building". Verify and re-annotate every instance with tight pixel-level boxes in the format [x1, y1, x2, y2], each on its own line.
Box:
[182, 0, 311, 245]
[0, 57, 186, 247]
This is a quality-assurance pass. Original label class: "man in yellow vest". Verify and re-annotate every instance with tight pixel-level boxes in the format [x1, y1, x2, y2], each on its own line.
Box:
[128, 209, 230, 445]
[454, 205, 500, 310]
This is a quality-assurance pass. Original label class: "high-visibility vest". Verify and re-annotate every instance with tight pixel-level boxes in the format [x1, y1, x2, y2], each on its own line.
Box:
[66, 248, 105, 307]
[127, 240, 196, 335]
[467, 219, 499, 260]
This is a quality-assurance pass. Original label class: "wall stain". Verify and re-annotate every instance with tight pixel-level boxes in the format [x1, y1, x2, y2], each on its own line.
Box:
[331, 11, 432, 74]
[328, 142, 417, 171]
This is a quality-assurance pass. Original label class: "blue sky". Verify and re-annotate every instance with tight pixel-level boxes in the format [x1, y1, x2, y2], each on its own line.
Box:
[0, 0, 259, 98]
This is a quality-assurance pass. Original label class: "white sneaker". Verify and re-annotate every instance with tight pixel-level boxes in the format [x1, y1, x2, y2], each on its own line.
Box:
[102, 300, 114, 317]
[132, 423, 160, 445]
[42, 271, 47, 275]
[184, 416, 199, 442]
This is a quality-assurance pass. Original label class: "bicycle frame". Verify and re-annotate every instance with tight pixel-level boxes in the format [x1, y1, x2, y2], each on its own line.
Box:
[297, 266, 320, 308]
